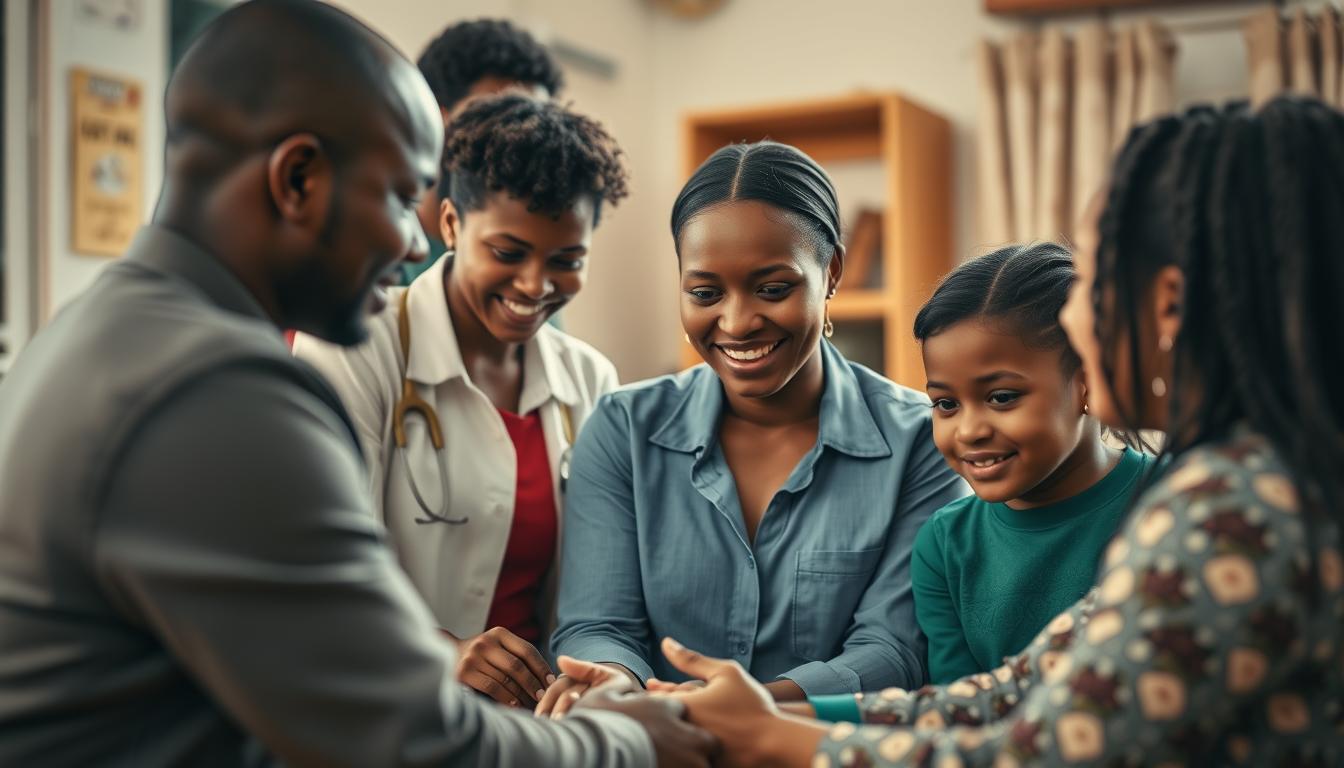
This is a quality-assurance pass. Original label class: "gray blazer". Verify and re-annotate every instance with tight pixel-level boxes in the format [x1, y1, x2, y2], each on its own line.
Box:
[0, 226, 652, 767]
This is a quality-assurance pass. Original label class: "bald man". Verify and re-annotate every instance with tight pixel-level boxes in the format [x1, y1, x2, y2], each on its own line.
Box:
[0, 2, 712, 766]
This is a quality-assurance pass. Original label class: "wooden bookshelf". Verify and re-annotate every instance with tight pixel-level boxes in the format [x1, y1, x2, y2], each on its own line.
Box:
[678, 92, 953, 388]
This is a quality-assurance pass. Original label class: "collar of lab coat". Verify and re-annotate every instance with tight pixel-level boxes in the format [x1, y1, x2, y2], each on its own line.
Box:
[401, 253, 581, 413]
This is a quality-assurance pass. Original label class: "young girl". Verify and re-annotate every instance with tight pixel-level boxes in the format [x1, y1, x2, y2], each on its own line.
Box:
[910, 242, 1150, 683]
[636, 97, 1344, 767]
[294, 93, 628, 709]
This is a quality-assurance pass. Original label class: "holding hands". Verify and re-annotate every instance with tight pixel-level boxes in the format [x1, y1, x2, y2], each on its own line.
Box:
[653, 637, 828, 768]
[559, 656, 719, 768]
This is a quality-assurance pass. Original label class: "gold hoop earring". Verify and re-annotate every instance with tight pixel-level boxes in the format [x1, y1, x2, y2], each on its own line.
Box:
[823, 307, 834, 339]
[1151, 377, 1167, 398]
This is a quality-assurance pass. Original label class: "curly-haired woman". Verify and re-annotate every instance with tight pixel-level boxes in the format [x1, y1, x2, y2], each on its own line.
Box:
[293, 93, 629, 710]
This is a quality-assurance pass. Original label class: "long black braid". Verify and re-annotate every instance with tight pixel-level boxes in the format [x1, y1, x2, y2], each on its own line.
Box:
[1095, 97, 1344, 549]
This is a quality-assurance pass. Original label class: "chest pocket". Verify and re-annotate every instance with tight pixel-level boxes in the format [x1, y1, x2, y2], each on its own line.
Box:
[792, 548, 883, 660]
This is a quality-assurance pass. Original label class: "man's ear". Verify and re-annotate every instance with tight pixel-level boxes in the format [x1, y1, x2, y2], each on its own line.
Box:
[266, 133, 333, 230]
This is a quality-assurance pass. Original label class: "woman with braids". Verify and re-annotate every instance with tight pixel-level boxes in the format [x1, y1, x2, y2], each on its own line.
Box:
[629, 97, 1344, 766]
[294, 93, 629, 710]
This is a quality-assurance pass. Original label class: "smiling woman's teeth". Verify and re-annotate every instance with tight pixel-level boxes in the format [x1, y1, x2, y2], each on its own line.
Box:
[969, 456, 1009, 468]
[721, 342, 779, 361]
[502, 298, 543, 317]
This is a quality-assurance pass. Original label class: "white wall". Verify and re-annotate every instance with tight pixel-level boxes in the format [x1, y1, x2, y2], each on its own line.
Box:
[8, 0, 1272, 380]
[2, 1, 35, 373]
[642, 0, 1262, 375]
[42, 0, 169, 318]
[331, 0, 664, 380]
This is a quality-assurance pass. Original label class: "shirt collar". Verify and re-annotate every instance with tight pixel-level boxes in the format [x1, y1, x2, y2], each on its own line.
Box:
[402, 254, 580, 410]
[125, 225, 274, 324]
[649, 340, 891, 459]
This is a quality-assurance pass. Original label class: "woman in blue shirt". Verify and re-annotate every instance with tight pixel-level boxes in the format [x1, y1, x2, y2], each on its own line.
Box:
[539, 141, 968, 714]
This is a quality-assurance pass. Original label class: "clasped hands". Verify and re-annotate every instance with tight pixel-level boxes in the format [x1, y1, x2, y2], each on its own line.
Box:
[452, 627, 825, 767]
[544, 638, 829, 768]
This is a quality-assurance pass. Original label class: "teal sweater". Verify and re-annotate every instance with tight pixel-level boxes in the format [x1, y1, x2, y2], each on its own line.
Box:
[911, 447, 1150, 683]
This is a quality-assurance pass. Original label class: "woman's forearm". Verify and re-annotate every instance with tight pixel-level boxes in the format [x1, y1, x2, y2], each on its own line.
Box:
[754, 713, 830, 768]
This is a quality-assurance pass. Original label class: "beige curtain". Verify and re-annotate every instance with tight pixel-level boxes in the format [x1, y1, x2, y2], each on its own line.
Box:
[1245, 5, 1344, 109]
[977, 19, 1178, 247]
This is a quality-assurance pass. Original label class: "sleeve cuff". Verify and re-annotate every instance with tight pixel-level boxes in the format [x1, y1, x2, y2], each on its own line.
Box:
[557, 640, 655, 684]
[808, 694, 863, 724]
[567, 709, 656, 766]
[778, 660, 860, 696]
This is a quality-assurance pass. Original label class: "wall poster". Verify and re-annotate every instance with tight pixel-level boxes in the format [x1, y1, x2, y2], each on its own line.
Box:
[70, 68, 142, 257]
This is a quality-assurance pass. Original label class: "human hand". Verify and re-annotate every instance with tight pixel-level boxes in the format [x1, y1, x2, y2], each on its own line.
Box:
[454, 627, 554, 708]
[659, 637, 826, 768]
[570, 656, 717, 768]
[534, 657, 639, 718]
[646, 677, 705, 693]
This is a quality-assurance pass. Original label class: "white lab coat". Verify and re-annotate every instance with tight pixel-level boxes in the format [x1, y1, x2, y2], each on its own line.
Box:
[293, 255, 618, 639]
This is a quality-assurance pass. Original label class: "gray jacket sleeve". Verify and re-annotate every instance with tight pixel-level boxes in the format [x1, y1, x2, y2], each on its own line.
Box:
[92, 364, 653, 767]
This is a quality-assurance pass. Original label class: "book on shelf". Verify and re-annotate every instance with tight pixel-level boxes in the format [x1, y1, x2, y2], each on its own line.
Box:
[843, 208, 882, 290]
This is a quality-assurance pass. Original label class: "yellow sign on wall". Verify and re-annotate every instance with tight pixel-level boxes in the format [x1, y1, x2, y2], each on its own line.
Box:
[71, 68, 143, 257]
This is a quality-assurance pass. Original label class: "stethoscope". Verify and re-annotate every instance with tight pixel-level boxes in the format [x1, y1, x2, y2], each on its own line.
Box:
[391, 288, 575, 525]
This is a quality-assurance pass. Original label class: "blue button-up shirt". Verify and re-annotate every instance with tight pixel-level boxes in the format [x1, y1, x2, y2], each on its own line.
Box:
[552, 342, 969, 695]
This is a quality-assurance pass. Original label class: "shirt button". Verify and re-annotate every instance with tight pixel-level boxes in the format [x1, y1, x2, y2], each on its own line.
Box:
[472, 587, 487, 598]
[493, 503, 507, 516]
[747, 558, 755, 570]
[737, 643, 748, 655]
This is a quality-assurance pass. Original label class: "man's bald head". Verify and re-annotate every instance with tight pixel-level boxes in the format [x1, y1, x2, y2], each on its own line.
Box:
[164, 0, 437, 181]
[155, 0, 443, 346]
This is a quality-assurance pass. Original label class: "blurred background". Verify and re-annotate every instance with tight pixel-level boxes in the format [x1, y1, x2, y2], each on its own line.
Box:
[0, 0, 1317, 385]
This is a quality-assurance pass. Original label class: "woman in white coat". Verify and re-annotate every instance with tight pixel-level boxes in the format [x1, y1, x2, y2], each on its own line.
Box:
[294, 93, 628, 709]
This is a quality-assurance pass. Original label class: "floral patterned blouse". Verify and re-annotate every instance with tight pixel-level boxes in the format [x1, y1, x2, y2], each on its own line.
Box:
[817, 427, 1343, 766]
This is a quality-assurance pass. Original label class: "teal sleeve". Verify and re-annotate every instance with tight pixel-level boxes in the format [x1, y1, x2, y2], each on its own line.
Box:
[808, 694, 862, 723]
[911, 516, 981, 684]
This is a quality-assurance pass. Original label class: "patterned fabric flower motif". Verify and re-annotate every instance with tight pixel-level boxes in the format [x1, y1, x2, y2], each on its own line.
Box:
[1140, 566, 1190, 608]
[1137, 671, 1188, 720]
[1135, 508, 1175, 547]
[1164, 460, 1212, 492]
[914, 709, 946, 731]
[1226, 647, 1268, 693]
[1267, 693, 1311, 734]
[1040, 651, 1072, 684]
[1252, 473, 1299, 512]
[945, 680, 979, 699]
[1086, 609, 1125, 646]
[1199, 510, 1268, 556]
[874, 732, 913, 762]
[1044, 610, 1076, 650]
[1099, 566, 1136, 606]
[1105, 537, 1130, 568]
[1145, 625, 1211, 678]
[1203, 554, 1260, 605]
[1069, 666, 1122, 713]
[1055, 712, 1106, 762]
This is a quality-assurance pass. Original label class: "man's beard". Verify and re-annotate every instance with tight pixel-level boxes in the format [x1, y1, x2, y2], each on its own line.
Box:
[274, 255, 377, 347]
